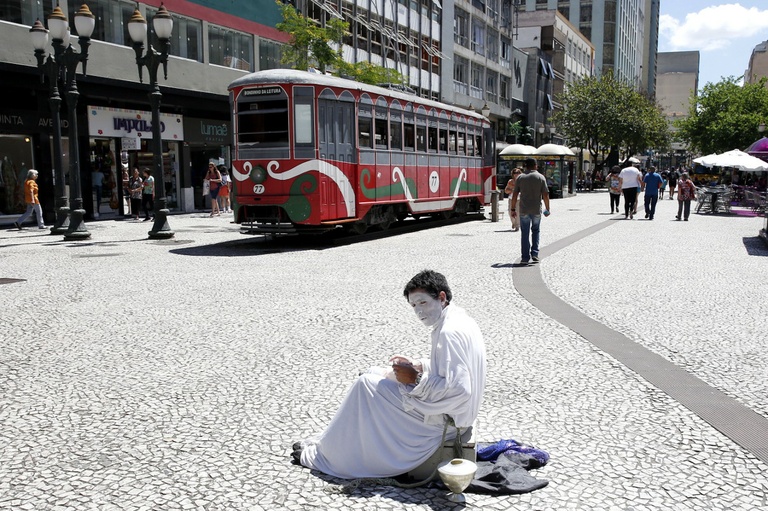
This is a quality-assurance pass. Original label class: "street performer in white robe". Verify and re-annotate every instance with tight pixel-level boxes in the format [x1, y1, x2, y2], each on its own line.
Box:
[292, 269, 486, 479]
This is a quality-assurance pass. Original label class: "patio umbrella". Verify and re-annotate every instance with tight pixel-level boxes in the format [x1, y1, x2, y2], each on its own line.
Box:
[693, 149, 768, 172]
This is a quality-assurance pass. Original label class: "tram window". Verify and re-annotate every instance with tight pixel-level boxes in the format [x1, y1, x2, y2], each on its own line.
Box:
[416, 125, 426, 152]
[375, 118, 389, 148]
[390, 119, 402, 150]
[404, 122, 415, 150]
[359, 117, 372, 148]
[474, 134, 483, 156]
[428, 126, 438, 152]
[458, 131, 466, 155]
[449, 132, 457, 154]
[237, 98, 288, 147]
[294, 104, 313, 144]
[438, 129, 447, 153]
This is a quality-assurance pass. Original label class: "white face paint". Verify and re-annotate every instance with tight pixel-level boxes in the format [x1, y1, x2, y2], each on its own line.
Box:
[408, 291, 445, 327]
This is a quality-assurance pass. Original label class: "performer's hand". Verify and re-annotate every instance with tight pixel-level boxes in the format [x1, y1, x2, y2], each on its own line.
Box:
[392, 363, 419, 385]
[389, 355, 412, 367]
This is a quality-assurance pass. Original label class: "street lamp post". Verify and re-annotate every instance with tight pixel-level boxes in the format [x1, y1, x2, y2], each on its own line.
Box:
[128, 4, 174, 239]
[30, 19, 67, 234]
[30, 5, 95, 238]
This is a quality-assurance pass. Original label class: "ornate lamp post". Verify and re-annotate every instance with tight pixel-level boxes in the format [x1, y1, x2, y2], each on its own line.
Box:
[41, 3, 95, 240]
[128, 4, 174, 239]
[30, 5, 95, 237]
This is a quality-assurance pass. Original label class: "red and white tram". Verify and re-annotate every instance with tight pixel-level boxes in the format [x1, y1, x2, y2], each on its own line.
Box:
[228, 69, 495, 234]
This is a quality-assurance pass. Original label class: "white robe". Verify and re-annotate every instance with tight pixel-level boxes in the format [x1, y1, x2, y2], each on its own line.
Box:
[299, 304, 486, 479]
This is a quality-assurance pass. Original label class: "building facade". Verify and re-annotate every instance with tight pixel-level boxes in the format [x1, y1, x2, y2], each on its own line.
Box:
[0, 0, 288, 219]
[520, 0, 654, 92]
[515, 9, 594, 144]
[745, 40, 768, 87]
[656, 51, 699, 169]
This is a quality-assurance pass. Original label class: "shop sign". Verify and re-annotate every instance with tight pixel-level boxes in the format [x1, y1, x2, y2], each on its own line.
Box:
[121, 137, 141, 150]
[0, 110, 69, 134]
[511, 47, 527, 103]
[183, 117, 231, 145]
[88, 105, 183, 141]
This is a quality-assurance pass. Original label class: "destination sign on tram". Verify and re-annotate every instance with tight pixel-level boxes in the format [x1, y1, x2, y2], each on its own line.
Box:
[243, 87, 282, 97]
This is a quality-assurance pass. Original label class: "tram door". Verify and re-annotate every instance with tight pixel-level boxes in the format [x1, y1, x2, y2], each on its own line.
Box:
[318, 92, 355, 218]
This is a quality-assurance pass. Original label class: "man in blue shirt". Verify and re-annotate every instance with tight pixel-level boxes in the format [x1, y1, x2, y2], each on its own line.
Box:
[642, 166, 663, 220]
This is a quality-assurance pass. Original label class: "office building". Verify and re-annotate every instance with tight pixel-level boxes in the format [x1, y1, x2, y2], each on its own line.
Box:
[656, 51, 699, 168]
[520, 0, 655, 92]
[745, 40, 768, 86]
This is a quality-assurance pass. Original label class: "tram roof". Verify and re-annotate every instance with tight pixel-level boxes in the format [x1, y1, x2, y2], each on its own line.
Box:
[229, 69, 488, 122]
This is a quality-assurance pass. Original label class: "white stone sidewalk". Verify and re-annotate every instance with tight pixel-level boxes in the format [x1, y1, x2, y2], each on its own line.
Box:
[1, 195, 766, 510]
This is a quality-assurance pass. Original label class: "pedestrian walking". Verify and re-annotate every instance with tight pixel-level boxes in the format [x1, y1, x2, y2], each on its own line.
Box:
[13, 169, 45, 230]
[91, 167, 104, 218]
[606, 166, 621, 213]
[205, 161, 222, 217]
[618, 161, 643, 219]
[218, 166, 232, 213]
[141, 168, 154, 222]
[676, 172, 697, 221]
[504, 167, 523, 231]
[509, 158, 550, 264]
[668, 168, 680, 199]
[642, 166, 663, 220]
[129, 167, 143, 221]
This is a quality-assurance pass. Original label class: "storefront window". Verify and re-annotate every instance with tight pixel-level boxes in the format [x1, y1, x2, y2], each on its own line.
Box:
[0, 135, 36, 214]
[209, 25, 254, 71]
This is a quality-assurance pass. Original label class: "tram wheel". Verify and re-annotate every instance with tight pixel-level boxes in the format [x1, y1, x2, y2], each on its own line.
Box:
[350, 222, 368, 235]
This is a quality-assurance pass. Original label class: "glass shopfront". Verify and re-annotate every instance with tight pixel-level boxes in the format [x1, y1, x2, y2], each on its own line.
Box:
[87, 105, 184, 217]
[0, 134, 35, 215]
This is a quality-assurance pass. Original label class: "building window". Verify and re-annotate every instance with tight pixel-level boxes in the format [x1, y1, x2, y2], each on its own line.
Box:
[471, 20, 485, 56]
[454, 8, 469, 48]
[486, 71, 497, 104]
[145, 7, 202, 61]
[487, 0, 499, 22]
[536, 0, 548, 10]
[68, 0, 135, 46]
[471, 64, 483, 99]
[454, 55, 469, 96]
[209, 25, 253, 71]
[500, 76, 509, 107]
[500, 36, 511, 68]
[486, 28, 499, 63]
[580, 2, 592, 23]
[5, 0, 53, 25]
[259, 39, 283, 70]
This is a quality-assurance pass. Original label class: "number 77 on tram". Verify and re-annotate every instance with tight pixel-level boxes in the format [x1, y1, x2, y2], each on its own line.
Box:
[228, 69, 495, 235]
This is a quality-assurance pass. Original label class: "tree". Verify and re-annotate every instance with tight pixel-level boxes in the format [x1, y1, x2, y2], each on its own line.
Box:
[275, 2, 347, 73]
[275, 3, 406, 86]
[675, 77, 768, 155]
[335, 60, 407, 87]
[553, 73, 670, 168]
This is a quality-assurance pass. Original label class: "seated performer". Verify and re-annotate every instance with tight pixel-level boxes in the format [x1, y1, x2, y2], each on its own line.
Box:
[292, 269, 486, 479]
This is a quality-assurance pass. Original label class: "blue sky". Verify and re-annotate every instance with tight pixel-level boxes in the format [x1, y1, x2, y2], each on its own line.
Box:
[659, 1, 768, 90]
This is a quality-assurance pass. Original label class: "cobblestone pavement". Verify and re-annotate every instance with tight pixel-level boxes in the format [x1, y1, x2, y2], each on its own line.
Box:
[1, 195, 767, 511]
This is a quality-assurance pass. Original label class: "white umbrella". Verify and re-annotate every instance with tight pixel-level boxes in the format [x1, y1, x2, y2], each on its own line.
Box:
[694, 149, 768, 171]
[693, 153, 717, 165]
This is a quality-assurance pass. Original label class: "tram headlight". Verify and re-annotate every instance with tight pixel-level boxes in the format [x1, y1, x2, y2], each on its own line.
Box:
[251, 165, 267, 184]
